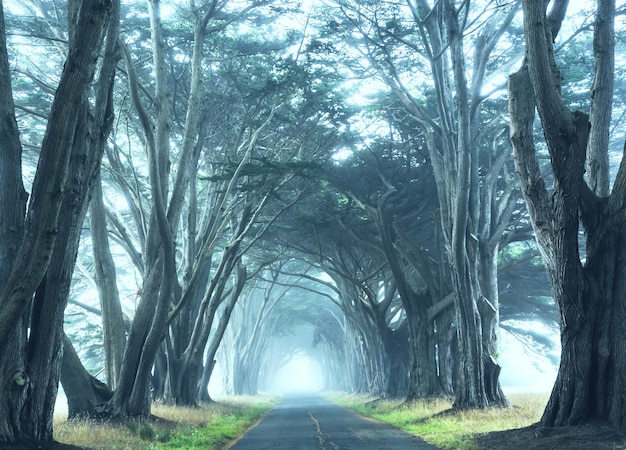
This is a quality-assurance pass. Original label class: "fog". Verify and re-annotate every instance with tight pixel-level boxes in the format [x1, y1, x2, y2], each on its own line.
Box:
[268, 354, 324, 395]
[498, 327, 559, 394]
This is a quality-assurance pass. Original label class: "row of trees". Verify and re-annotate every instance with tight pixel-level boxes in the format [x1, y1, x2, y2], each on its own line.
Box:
[0, 0, 624, 444]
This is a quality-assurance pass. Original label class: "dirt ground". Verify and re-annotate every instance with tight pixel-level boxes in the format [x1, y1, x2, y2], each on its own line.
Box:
[476, 422, 626, 449]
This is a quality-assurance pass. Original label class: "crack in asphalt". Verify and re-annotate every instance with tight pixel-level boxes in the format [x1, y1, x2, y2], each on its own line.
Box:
[309, 410, 340, 450]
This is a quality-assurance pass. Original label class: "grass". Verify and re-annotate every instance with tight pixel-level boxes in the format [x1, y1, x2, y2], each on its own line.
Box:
[328, 392, 549, 450]
[53, 392, 547, 449]
[53, 396, 276, 450]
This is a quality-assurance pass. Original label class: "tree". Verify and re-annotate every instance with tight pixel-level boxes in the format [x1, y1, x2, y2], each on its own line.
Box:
[320, 0, 519, 407]
[0, 0, 117, 441]
[328, 113, 457, 399]
[270, 187, 412, 397]
[509, 0, 626, 429]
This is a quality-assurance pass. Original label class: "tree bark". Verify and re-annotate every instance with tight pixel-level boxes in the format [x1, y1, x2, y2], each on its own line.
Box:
[510, 0, 626, 429]
[90, 173, 127, 390]
[587, 0, 615, 197]
[0, 1, 29, 440]
[61, 335, 113, 419]
[0, 0, 114, 441]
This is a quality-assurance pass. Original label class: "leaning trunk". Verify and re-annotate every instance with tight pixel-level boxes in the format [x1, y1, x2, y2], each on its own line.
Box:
[107, 261, 170, 417]
[61, 335, 113, 419]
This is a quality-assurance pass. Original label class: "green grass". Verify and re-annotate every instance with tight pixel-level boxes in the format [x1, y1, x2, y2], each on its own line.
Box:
[53, 396, 276, 450]
[328, 392, 549, 450]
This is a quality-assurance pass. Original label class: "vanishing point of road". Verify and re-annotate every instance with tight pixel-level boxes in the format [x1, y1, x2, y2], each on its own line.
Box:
[226, 395, 440, 450]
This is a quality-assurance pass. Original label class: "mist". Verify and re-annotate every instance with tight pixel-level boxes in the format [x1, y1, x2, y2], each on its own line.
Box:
[268, 354, 324, 395]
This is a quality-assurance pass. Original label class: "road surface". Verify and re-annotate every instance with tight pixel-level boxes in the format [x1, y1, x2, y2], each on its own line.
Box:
[226, 395, 440, 449]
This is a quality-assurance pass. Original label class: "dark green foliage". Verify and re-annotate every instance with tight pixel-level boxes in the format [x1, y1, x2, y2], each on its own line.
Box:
[201, 158, 324, 183]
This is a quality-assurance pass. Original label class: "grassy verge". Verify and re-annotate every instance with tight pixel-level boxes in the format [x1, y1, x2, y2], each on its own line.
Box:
[328, 392, 548, 450]
[53, 396, 276, 450]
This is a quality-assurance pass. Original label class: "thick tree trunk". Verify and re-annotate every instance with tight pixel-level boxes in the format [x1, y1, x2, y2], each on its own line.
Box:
[509, 0, 626, 429]
[539, 223, 626, 428]
[0, 326, 28, 442]
[0, 0, 116, 440]
[0, 1, 29, 441]
[382, 327, 409, 398]
[405, 302, 441, 401]
[450, 260, 487, 409]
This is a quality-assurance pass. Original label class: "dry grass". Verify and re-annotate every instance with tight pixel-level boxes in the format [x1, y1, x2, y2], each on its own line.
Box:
[53, 396, 275, 450]
[329, 392, 549, 450]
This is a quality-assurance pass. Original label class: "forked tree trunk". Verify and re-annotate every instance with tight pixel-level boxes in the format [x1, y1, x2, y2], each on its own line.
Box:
[366, 193, 442, 400]
[107, 262, 170, 417]
[509, 0, 626, 429]
[541, 218, 626, 428]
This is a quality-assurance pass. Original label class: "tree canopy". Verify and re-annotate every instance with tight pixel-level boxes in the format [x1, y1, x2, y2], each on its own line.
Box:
[2, 0, 625, 444]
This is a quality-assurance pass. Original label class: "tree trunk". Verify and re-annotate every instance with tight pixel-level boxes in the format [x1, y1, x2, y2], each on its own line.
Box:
[61, 335, 113, 419]
[0, 0, 115, 440]
[107, 262, 169, 417]
[90, 173, 127, 390]
[540, 223, 626, 428]
[197, 358, 216, 403]
[195, 264, 246, 400]
[435, 309, 457, 396]
[369, 194, 441, 400]
[382, 326, 409, 398]
[449, 258, 487, 409]
[478, 243, 508, 406]
[405, 303, 440, 400]
[509, 0, 626, 429]
[0, 0, 29, 441]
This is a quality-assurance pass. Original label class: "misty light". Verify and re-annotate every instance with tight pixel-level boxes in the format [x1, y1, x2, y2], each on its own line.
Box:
[269, 355, 324, 395]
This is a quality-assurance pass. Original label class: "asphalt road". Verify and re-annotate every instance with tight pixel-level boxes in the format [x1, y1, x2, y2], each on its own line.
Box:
[226, 395, 441, 450]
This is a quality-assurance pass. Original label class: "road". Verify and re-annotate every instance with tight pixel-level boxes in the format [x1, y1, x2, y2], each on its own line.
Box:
[226, 395, 441, 450]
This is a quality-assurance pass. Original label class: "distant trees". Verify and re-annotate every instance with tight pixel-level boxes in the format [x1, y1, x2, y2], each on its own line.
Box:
[326, 134, 453, 398]
[510, 0, 626, 430]
[219, 263, 339, 396]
